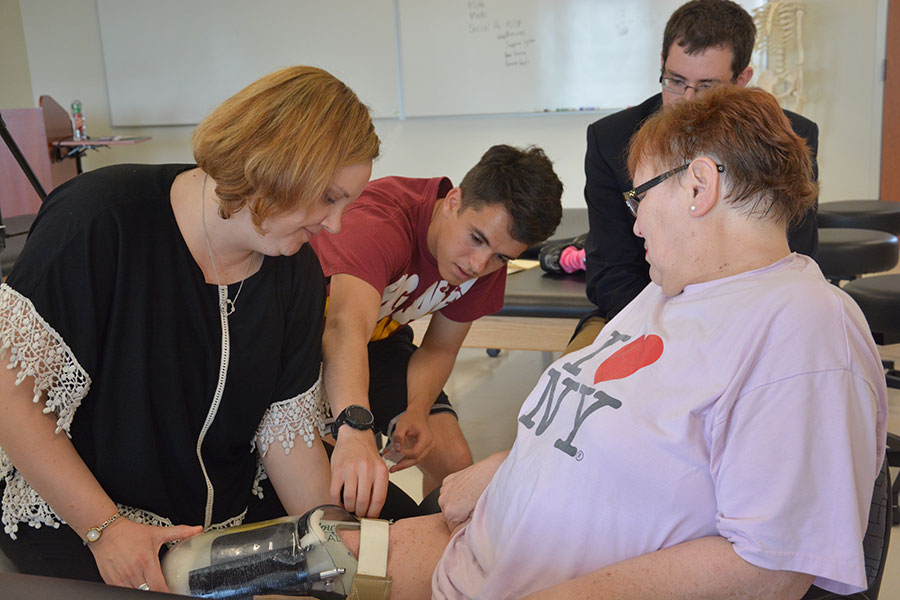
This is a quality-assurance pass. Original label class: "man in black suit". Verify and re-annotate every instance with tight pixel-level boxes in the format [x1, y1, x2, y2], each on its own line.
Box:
[572, 0, 819, 350]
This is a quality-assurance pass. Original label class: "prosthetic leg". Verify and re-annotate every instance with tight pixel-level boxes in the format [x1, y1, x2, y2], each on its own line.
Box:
[161, 505, 391, 600]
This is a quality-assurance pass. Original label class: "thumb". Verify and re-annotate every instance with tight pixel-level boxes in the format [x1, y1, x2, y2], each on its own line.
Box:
[391, 423, 408, 446]
[160, 524, 204, 544]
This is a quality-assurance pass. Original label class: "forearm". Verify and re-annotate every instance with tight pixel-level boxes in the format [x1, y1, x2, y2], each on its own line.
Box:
[321, 320, 373, 414]
[261, 432, 332, 516]
[439, 450, 510, 532]
[524, 536, 813, 600]
[319, 276, 388, 516]
[478, 450, 509, 474]
[0, 368, 117, 540]
[405, 342, 458, 412]
[322, 274, 383, 418]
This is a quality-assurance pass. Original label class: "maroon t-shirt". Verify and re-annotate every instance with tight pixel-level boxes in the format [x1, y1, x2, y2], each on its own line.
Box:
[309, 176, 506, 341]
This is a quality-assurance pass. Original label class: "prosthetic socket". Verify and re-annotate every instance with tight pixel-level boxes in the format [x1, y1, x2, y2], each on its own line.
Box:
[162, 505, 374, 599]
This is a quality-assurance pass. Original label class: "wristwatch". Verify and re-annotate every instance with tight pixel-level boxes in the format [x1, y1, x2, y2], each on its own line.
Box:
[331, 404, 375, 439]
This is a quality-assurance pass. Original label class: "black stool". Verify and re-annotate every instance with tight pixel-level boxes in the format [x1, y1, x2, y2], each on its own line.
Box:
[817, 200, 900, 236]
[816, 228, 898, 284]
[844, 274, 900, 346]
[842, 274, 900, 526]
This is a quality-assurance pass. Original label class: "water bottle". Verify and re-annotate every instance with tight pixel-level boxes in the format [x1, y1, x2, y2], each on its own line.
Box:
[71, 100, 86, 140]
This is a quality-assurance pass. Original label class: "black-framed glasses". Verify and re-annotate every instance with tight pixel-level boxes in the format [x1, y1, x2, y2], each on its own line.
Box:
[659, 75, 722, 96]
[658, 55, 742, 96]
[623, 163, 725, 217]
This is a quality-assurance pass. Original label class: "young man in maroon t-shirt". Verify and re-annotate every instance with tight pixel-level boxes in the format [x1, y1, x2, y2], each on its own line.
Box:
[310, 145, 563, 517]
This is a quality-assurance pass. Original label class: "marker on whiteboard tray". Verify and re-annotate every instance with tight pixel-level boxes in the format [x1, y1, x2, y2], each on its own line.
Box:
[543, 107, 603, 113]
[541, 107, 600, 113]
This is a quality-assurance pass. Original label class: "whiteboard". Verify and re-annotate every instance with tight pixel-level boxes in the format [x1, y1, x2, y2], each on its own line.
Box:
[398, 0, 764, 117]
[97, 0, 399, 125]
[97, 0, 767, 123]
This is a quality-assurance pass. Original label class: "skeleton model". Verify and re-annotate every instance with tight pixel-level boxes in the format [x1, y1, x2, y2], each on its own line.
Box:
[753, 1, 806, 112]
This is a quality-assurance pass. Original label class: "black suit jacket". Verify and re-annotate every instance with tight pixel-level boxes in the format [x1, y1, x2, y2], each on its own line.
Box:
[583, 93, 819, 320]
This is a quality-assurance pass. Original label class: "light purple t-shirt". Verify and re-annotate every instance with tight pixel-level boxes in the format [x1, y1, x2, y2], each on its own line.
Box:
[433, 254, 887, 599]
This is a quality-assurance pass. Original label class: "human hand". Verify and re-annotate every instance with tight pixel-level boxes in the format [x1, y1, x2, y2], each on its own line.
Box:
[330, 427, 389, 518]
[387, 408, 434, 472]
[438, 450, 508, 533]
[87, 517, 202, 592]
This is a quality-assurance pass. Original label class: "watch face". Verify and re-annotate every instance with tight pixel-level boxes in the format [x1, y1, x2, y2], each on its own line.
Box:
[344, 405, 374, 428]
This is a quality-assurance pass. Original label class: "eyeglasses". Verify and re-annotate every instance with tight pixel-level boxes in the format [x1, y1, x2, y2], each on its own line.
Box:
[659, 75, 722, 96]
[623, 163, 725, 217]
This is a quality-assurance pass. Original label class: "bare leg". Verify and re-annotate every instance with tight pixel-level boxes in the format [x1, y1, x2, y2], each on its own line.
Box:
[418, 412, 473, 496]
[339, 513, 452, 600]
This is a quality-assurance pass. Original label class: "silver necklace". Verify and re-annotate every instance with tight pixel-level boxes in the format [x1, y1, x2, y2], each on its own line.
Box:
[200, 174, 255, 317]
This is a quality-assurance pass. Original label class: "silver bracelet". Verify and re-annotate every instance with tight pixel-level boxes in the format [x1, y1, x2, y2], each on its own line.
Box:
[83, 511, 122, 545]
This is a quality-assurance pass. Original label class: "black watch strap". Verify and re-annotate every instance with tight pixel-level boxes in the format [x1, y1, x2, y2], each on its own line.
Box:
[331, 404, 375, 439]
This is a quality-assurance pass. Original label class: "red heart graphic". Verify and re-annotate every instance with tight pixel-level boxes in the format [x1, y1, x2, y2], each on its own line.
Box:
[594, 335, 664, 383]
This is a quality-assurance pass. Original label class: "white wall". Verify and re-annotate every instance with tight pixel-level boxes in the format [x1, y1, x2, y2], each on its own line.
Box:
[7, 0, 887, 208]
[372, 111, 609, 205]
[0, 0, 33, 108]
[801, 0, 887, 203]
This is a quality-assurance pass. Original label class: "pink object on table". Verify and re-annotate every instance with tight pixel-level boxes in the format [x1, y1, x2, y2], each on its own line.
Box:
[559, 246, 585, 273]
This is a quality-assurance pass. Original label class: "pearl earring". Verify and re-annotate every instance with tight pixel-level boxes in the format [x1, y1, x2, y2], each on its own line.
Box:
[690, 205, 697, 212]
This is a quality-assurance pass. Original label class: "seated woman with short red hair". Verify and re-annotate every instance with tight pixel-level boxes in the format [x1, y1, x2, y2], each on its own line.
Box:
[345, 86, 888, 600]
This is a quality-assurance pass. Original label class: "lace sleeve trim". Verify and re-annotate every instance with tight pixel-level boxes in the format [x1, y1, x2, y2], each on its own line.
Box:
[118, 504, 247, 538]
[0, 285, 94, 539]
[0, 284, 91, 436]
[0, 477, 248, 541]
[251, 368, 328, 458]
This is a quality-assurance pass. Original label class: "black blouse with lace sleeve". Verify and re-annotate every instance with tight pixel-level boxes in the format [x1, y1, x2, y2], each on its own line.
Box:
[1, 164, 326, 531]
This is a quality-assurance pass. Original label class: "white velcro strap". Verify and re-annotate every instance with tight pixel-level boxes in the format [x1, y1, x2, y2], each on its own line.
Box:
[357, 518, 390, 577]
